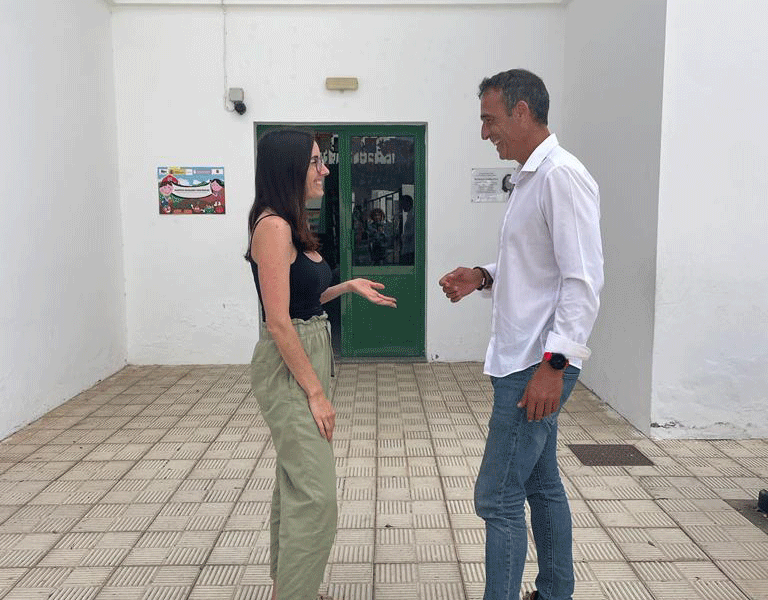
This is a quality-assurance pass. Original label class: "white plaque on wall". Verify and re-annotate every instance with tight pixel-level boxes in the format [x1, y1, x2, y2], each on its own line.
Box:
[471, 166, 519, 203]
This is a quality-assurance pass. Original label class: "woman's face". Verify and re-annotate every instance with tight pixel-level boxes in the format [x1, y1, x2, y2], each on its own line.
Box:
[305, 142, 329, 200]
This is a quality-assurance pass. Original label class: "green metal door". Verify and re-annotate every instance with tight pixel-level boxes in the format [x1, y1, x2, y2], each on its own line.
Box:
[255, 124, 425, 358]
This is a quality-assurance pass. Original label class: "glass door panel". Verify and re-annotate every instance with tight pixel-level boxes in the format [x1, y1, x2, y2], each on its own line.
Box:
[343, 131, 423, 357]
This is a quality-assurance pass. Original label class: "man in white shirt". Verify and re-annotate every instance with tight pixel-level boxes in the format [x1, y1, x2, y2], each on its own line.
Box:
[439, 69, 603, 600]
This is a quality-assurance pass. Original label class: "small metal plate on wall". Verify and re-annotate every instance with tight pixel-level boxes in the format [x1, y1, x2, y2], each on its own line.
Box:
[325, 77, 358, 91]
[568, 444, 654, 466]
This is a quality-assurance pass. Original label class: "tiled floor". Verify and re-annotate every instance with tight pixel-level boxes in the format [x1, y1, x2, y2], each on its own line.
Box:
[0, 363, 766, 600]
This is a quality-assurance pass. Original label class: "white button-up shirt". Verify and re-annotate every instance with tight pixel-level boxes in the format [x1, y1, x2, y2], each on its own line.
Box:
[483, 134, 603, 376]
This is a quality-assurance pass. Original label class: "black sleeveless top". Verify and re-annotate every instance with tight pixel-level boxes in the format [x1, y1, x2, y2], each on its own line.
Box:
[249, 216, 332, 322]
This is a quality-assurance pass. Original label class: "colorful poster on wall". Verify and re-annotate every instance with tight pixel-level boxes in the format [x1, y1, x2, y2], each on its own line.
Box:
[158, 166, 225, 214]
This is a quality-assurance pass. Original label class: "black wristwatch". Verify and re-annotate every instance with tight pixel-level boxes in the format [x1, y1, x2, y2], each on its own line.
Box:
[543, 352, 568, 370]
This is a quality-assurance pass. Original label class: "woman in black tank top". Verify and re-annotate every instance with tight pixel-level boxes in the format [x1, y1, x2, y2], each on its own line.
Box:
[246, 129, 396, 600]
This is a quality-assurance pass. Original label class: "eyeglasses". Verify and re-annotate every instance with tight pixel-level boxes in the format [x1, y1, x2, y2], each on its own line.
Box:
[309, 156, 326, 173]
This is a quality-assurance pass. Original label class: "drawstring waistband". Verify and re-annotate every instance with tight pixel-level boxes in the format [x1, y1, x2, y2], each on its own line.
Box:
[259, 313, 334, 377]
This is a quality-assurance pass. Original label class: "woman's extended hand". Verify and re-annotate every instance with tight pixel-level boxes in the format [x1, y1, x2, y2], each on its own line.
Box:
[349, 277, 397, 308]
[349, 278, 397, 308]
[307, 391, 335, 441]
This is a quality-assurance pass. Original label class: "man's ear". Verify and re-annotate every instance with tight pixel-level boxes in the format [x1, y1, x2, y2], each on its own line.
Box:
[515, 100, 530, 120]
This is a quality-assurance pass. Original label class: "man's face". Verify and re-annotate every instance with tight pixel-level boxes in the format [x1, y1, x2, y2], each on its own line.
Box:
[480, 88, 522, 162]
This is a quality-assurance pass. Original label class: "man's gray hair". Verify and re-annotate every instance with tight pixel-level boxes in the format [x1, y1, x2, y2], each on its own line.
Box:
[478, 69, 549, 125]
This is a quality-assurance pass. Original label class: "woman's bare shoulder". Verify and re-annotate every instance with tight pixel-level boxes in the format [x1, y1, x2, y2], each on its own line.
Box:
[254, 213, 291, 237]
[252, 213, 294, 262]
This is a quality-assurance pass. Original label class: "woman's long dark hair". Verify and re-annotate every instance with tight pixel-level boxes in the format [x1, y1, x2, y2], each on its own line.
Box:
[245, 128, 319, 260]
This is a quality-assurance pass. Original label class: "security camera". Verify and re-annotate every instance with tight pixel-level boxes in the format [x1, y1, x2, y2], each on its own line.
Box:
[228, 88, 246, 115]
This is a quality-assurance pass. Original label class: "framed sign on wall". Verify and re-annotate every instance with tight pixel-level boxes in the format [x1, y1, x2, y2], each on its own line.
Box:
[158, 166, 225, 215]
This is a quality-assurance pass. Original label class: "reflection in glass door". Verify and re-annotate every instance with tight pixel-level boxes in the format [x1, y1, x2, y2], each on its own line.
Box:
[350, 136, 415, 268]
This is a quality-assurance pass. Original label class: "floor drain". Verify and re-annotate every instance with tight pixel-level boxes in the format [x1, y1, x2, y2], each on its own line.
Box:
[567, 443, 654, 466]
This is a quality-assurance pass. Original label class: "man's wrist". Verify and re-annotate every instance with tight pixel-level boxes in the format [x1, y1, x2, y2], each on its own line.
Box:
[472, 266, 493, 290]
[543, 352, 569, 370]
[539, 361, 566, 378]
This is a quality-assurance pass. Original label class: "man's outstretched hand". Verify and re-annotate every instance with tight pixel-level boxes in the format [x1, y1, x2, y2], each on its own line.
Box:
[439, 267, 483, 303]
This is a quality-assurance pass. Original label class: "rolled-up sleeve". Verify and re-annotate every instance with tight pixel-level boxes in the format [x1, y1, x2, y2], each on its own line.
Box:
[483, 262, 497, 280]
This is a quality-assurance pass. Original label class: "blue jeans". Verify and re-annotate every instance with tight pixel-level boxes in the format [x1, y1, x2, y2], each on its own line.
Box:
[475, 364, 580, 600]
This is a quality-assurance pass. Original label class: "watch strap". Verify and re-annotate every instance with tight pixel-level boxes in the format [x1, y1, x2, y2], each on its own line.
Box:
[473, 266, 493, 291]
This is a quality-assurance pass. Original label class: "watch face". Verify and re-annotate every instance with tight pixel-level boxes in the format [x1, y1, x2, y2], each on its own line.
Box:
[548, 353, 567, 370]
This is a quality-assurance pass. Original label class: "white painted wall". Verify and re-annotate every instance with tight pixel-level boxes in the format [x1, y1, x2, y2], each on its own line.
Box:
[562, 0, 667, 434]
[0, 0, 126, 439]
[111, 3, 566, 364]
[652, 0, 768, 438]
[3, 0, 765, 440]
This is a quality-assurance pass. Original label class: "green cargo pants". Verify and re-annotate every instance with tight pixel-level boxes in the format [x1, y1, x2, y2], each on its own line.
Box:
[250, 314, 337, 600]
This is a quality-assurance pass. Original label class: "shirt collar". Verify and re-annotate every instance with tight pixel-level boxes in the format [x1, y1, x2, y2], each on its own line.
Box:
[519, 133, 559, 173]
